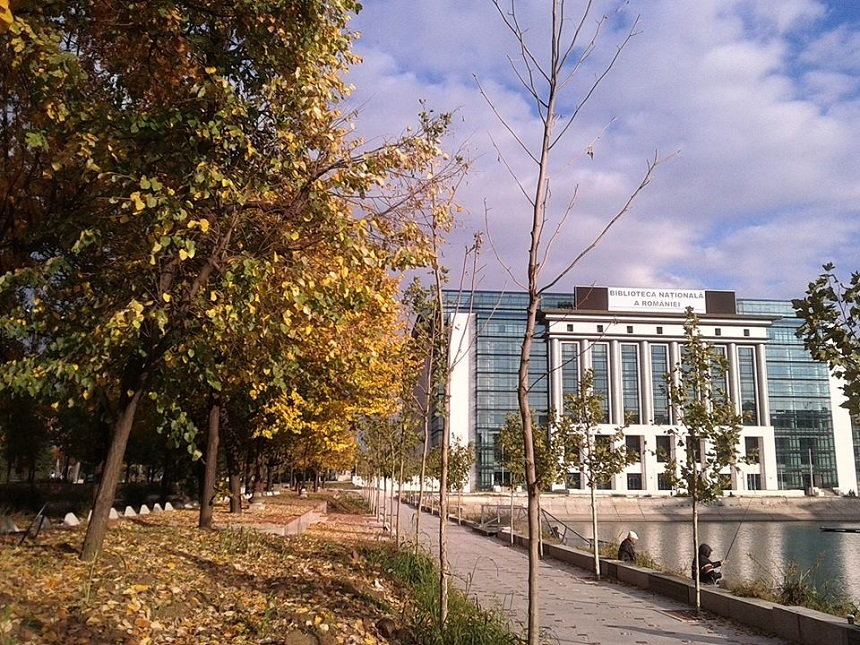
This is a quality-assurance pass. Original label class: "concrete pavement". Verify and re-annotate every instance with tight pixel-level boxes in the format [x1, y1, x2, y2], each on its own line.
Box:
[395, 501, 791, 645]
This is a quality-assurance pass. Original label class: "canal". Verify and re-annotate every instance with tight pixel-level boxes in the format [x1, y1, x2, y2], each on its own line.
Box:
[560, 518, 860, 601]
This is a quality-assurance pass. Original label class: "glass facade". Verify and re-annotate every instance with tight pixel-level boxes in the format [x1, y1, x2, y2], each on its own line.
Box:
[651, 345, 670, 424]
[439, 292, 848, 491]
[737, 300, 838, 488]
[621, 345, 641, 423]
[441, 291, 567, 490]
[591, 344, 610, 423]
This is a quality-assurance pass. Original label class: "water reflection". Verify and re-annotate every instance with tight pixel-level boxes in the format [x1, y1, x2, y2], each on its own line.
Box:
[561, 519, 860, 600]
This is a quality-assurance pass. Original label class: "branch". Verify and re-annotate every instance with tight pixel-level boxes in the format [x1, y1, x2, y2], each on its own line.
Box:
[541, 150, 674, 293]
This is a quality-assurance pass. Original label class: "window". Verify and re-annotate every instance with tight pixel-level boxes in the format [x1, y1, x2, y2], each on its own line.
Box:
[567, 472, 581, 490]
[651, 345, 670, 424]
[567, 324, 574, 331]
[592, 344, 610, 423]
[621, 345, 640, 423]
[711, 345, 729, 404]
[625, 435, 642, 462]
[627, 325, 634, 333]
[658, 472, 673, 490]
[627, 473, 643, 490]
[656, 326, 663, 335]
[561, 343, 579, 399]
[656, 435, 671, 463]
[747, 474, 761, 490]
[715, 328, 722, 336]
[745, 436, 760, 464]
[738, 346, 759, 425]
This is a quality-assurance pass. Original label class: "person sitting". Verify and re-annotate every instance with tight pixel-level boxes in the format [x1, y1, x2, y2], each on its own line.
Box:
[693, 543, 723, 584]
[617, 530, 638, 562]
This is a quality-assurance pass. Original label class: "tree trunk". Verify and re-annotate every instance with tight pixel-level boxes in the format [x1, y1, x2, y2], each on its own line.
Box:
[591, 481, 600, 578]
[519, 292, 542, 645]
[80, 382, 146, 561]
[198, 392, 221, 530]
[693, 495, 701, 610]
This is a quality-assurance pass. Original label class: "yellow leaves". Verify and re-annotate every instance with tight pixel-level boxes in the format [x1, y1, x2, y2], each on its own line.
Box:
[130, 192, 146, 211]
[0, 0, 13, 32]
[162, 293, 171, 302]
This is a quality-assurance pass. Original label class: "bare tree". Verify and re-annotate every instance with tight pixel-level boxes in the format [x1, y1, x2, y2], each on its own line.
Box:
[484, 2, 664, 642]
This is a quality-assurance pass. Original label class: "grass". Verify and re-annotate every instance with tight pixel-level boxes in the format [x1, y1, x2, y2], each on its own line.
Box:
[364, 543, 521, 645]
[727, 560, 858, 619]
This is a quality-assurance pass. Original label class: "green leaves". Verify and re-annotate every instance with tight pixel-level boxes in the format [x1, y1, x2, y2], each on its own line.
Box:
[793, 264, 860, 414]
[662, 310, 744, 503]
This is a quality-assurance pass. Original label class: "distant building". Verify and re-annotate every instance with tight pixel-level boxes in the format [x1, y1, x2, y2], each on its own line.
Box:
[436, 287, 858, 494]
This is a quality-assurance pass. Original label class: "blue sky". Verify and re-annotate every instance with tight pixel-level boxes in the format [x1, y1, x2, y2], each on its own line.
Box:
[347, 1, 860, 300]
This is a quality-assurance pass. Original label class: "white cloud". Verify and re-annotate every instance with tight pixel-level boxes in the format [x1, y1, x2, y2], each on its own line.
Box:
[347, 0, 860, 300]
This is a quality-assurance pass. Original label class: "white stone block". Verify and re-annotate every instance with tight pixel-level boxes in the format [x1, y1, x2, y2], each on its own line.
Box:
[0, 516, 19, 533]
[124, 506, 137, 517]
[108, 508, 119, 520]
[152, 503, 163, 514]
[164, 502, 174, 511]
[62, 513, 80, 527]
[138, 505, 150, 515]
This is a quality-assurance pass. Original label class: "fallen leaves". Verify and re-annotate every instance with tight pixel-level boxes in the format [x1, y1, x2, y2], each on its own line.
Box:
[1, 491, 410, 644]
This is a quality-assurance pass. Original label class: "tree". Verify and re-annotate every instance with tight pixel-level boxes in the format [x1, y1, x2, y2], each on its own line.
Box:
[485, 3, 661, 641]
[793, 262, 860, 416]
[1, 2, 463, 561]
[497, 412, 561, 544]
[556, 370, 635, 577]
[662, 310, 744, 610]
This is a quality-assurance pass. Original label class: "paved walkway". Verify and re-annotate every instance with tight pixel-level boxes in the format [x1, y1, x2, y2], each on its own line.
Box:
[393, 501, 791, 645]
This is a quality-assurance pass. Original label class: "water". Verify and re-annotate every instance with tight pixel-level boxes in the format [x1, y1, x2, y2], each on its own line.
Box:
[560, 518, 860, 600]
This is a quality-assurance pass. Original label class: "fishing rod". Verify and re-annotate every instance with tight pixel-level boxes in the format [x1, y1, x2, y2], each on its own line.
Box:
[724, 497, 754, 561]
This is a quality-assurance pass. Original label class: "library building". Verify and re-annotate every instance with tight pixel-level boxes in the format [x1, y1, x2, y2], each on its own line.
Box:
[441, 286, 858, 495]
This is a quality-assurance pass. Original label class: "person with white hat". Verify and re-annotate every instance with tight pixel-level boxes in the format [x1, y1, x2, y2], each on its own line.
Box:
[617, 530, 638, 562]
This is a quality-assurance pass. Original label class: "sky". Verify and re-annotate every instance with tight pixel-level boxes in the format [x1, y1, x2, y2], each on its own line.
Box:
[346, 0, 860, 301]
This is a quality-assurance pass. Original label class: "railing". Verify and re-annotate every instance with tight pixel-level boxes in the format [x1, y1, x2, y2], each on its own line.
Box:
[477, 503, 611, 550]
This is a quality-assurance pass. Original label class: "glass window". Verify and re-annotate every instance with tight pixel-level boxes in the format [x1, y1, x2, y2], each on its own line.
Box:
[656, 435, 671, 463]
[658, 472, 673, 490]
[625, 435, 642, 462]
[566, 472, 581, 490]
[592, 343, 610, 423]
[561, 343, 579, 398]
[747, 473, 761, 490]
[651, 345, 670, 424]
[627, 473, 643, 490]
[621, 344, 640, 423]
[745, 436, 760, 463]
[711, 345, 729, 404]
[738, 346, 759, 425]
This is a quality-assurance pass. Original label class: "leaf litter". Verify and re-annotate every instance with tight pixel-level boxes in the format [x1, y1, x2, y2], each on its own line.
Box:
[0, 492, 412, 644]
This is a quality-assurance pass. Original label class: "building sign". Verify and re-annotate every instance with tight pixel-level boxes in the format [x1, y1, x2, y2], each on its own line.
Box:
[607, 287, 706, 313]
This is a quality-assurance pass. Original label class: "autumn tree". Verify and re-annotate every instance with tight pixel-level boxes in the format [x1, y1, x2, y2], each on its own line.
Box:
[556, 370, 635, 577]
[793, 262, 860, 416]
[0, 1, 463, 560]
[484, 3, 661, 640]
[662, 310, 744, 610]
